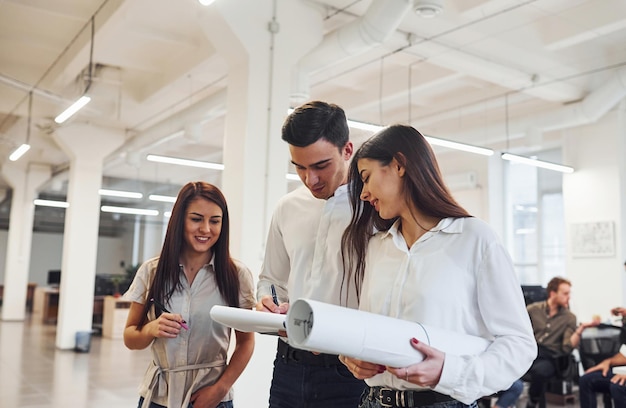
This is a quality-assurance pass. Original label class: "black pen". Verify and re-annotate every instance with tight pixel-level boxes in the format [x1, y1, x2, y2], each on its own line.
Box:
[270, 284, 279, 306]
[151, 298, 189, 330]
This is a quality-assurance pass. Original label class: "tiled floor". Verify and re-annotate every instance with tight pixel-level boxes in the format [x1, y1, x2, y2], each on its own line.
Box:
[0, 314, 586, 408]
[0, 315, 152, 407]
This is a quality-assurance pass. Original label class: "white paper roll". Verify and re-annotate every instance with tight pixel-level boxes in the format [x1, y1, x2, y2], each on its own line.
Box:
[286, 298, 491, 367]
[210, 305, 285, 333]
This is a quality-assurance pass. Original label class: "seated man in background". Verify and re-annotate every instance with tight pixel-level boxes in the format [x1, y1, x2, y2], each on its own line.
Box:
[578, 342, 626, 407]
[523, 277, 592, 408]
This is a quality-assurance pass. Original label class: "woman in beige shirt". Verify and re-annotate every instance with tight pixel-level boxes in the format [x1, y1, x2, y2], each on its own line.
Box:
[124, 181, 255, 408]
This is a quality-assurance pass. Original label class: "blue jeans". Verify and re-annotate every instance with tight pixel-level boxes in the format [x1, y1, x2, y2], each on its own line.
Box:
[358, 389, 478, 408]
[268, 347, 366, 407]
[137, 396, 233, 408]
[578, 369, 626, 408]
[495, 379, 524, 407]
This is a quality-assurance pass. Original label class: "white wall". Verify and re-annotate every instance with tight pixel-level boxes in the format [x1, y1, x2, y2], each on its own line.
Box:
[438, 150, 491, 222]
[562, 110, 625, 322]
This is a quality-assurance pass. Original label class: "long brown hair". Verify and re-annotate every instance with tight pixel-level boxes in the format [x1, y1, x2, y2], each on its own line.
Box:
[137, 181, 240, 330]
[341, 125, 471, 302]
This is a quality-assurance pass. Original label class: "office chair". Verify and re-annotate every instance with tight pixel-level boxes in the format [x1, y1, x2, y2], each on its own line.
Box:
[579, 324, 623, 407]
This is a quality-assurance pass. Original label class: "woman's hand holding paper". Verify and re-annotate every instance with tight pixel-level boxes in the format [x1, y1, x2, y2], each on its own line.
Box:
[387, 338, 444, 388]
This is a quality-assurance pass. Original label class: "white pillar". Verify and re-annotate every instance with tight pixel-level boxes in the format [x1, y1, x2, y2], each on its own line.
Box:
[0, 163, 50, 321]
[199, 0, 322, 267]
[618, 100, 626, 304]
[487, 154, 507, 243]
[51, 124, 125, 349]
[198, 2, 323, 405]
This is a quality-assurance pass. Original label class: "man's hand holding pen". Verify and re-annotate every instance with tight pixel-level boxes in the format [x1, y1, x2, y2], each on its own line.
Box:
[255, 284, 289, 314]
[256, 295, 289, 314]
[255, 285, 289, 336]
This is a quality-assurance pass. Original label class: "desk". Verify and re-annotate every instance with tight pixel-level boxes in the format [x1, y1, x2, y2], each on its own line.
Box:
[32, 287, 59, 324]
[0, 283, 38, 310]
[102, 296, 131, 339]
[33, 287, 107, 326]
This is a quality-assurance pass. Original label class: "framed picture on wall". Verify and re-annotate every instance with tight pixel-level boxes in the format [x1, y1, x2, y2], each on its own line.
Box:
[570, 221, 615, 258]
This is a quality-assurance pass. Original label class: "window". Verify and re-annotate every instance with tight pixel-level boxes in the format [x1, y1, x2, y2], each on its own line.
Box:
[506, 149, 566, 285]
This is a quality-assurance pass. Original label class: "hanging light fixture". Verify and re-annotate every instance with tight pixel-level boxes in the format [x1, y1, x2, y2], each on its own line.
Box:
[501, 153, 574, 173]
[54, 17, 95, 124]
[9, 91, 33, 161]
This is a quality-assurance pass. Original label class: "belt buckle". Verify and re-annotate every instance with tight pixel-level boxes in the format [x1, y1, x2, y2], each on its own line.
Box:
[378, 388, 395, 407]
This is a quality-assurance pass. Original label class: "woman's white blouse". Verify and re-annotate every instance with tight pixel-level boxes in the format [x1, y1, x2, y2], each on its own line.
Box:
[360, 217, 537, 404]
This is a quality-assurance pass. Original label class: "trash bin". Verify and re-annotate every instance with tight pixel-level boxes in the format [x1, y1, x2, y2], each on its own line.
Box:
[75, 330, 92, 353]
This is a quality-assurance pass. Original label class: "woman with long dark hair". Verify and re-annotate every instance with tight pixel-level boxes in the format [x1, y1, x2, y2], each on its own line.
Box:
[124, 181, 255, 408]
[340, 125, 536, 407]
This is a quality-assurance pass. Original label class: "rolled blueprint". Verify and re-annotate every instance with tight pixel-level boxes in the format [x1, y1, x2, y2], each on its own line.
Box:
[286, 298, 491, 367]
[210, 305, 285, 333]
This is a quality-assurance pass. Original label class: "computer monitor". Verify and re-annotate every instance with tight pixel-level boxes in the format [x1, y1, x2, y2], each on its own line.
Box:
[47, 270, 61, 287]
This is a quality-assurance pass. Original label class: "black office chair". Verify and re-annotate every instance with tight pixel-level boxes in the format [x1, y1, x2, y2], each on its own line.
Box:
[579, 324, 623, 407]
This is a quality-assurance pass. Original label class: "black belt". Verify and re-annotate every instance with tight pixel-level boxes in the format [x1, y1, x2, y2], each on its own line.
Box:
[367, 386, 456, 407]
[277, 339, 341, 367]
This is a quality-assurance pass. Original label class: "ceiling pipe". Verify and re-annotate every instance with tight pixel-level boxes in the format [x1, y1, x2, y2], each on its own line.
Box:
[442, 66, 626, 147]
[105, 88, 227, 163]
[291, 0, 414, 103]
[39, 89, 228, 192]
[0, 73, 67, 103]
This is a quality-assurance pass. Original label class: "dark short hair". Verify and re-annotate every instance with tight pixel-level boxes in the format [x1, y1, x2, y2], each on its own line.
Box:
[282, 101, 349, 150]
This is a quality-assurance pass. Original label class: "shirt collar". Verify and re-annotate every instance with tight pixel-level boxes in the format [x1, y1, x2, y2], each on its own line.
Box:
[380, 217, 464, 239]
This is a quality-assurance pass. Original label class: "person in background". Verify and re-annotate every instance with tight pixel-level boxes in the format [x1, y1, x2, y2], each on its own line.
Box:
[123, 181, 255, 408]
[523, 277, 599, 408]
[492, 379, 524, 408]
[578, 342, 626, 407]
[256, 101, 366, 408]
[340, 124, 536, 407]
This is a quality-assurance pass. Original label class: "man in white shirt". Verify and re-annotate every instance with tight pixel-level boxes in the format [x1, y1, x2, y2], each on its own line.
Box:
[256, 101, 366, 408]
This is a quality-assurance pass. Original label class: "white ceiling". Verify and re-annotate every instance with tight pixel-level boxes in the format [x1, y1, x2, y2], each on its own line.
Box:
[1, 0, 625, 208]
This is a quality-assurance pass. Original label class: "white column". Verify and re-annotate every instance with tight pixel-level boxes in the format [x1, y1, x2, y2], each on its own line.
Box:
[487, 154, 507, 243]
[0, 163, 50, 321]
[199, 0, 322, 267]
[51, 124, 125, 349]
[618, 100, 626, 304]
[198, 2, 323, 406]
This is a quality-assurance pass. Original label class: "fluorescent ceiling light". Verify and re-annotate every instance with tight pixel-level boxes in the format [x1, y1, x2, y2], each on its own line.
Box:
[147, 154, 224, 170]
[54, 95, 91, 124]
[164, 211, 172, 218]
[99, 189, 143, 199]
[286, 173, 300, 181]
[287, 108, 493, 156]
[501, 153, 574, 173]
[9, 143, 31, 161]
[424, 136, 494, 156]
[101, 206, 159, 216]
[34, 199, 69, 208]
[346, 119, 383, 133]
[149, 194, 177, 203]
[198, 0, 216, 5]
